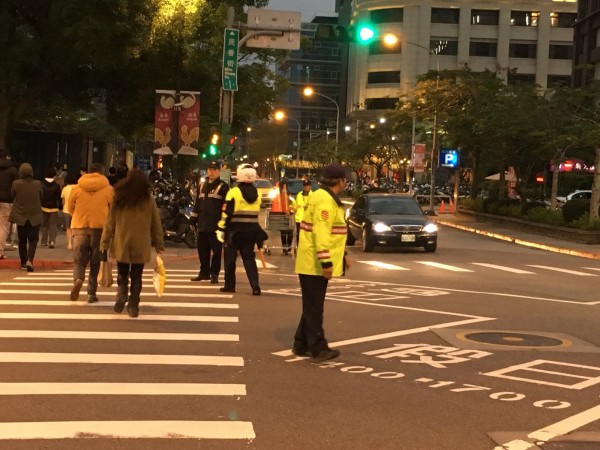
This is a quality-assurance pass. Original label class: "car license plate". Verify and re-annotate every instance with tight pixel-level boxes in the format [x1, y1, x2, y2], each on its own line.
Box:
[401, 234, 416, 242]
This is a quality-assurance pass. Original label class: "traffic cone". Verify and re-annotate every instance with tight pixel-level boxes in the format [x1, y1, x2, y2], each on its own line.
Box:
[281, 183, 290, 214]
[271, 182, 282, 212]
[449, 199, 455, 214]
[439, 200, 445, 214]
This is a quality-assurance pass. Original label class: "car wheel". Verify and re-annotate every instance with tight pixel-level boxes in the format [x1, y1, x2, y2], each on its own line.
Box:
[424, 242, 437, 253]
[362, 228, 374, 253]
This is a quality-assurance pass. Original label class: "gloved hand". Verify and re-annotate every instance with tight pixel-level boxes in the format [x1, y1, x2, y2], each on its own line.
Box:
[216, 230, 225, 243]
[100, 250, 108, 262]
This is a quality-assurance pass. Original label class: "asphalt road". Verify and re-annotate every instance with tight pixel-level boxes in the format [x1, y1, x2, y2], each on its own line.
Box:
[0, 225, 599, 450]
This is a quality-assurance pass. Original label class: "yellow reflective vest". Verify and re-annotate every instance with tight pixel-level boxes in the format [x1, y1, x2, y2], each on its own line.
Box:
[291, 190, 312, 224]
[217, 185, 261, 232]
[295, 187, 347, 277]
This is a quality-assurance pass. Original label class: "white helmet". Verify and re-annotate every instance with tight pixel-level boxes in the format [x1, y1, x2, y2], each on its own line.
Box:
[237, 164, 257, 183]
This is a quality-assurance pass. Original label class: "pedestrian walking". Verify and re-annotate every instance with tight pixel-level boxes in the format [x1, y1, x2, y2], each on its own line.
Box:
[217, 163, 267, 295]
[290, 179, 313, 246]
[40, 167, 62, 248]
[292, 163, 350, 361]
[106, 166, 118, 186]
[100, 169, 164, 318]
[0, 149, 19, 260]
[68, 163, 113, 303]
[189, 160, 229, 283]
[60, 174, 77, 250]
[9, 163, 43, 272]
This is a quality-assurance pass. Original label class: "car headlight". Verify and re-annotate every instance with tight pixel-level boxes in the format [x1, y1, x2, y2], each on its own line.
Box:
[268, 188, 277, 199]
[372, 222, 392, 233]
[423, 223, 438, 233]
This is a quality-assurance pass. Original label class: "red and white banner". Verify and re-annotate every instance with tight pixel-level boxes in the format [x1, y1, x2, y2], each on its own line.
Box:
[178, 91, 201, 155]
[413, 143, 426, 173]
[154, 90, 176, 155]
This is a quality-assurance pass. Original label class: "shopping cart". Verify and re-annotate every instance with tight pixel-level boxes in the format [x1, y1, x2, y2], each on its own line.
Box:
[263, 211, 295, 256]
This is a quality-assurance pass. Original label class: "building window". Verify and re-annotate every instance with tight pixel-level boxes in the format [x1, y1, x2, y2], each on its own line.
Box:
[369, 40, 401, 55]
[368, 71, 401, 84]
[469, 41, 498, 57]
[431, 8, 460, 24]
[511, 11, 539, 27]
[507, 73, 535, 85]
[549, 44, 573, 59]
[370, 8, 403, 23]
[550, 12, 576, 28]
[471, 10, 499, 25]
[509, 43, 537, 58]
[547, 75, 572, 87]
[431, 40, 458, 55]
[366, 98, 399, 110]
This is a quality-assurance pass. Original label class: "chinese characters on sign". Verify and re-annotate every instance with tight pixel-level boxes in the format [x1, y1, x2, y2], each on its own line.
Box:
[222, 28, 239, 91]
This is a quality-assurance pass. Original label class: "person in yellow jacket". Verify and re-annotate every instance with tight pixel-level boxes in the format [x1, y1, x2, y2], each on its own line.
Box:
[217, 164, 267, 295]
[290, 179, 312, 247]
[293, 163, 350, 361]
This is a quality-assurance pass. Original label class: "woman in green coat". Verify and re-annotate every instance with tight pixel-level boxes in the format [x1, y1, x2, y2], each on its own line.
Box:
[100, 169, 164, 318]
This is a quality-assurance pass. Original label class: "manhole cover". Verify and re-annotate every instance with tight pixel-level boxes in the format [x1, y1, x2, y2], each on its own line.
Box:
[464, 332, 565, 347]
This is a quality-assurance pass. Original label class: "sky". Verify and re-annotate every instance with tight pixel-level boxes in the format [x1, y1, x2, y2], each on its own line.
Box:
[266, 0, 336, 21]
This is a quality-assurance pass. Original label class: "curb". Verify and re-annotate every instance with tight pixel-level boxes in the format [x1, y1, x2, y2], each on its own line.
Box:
[0, 259, 73, 271]
[437, 219, 600, 261]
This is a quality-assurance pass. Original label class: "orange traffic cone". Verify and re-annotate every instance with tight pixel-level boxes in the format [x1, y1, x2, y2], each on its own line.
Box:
[449, 199, 455, 214]
[281, 183, 290, 214]
[271, 182, 282, 212]
[439, 200, 445, 214]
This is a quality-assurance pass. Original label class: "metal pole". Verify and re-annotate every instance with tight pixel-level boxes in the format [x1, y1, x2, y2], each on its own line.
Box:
[296, 121, 301, 178]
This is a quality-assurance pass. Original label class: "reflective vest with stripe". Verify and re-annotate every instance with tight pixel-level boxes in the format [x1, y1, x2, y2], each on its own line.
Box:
[217, 185, 261, 231]
[292, 190, 312, 224]
[295, 187, 347, 277]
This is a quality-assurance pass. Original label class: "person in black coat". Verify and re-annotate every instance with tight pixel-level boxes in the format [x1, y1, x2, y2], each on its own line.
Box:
[0, 149, 19, 260]
[40, 167, 62, 248]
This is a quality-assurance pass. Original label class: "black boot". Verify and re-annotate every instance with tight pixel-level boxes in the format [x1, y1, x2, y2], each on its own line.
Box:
[114, 286, 127, 313]
[127, 296, 139, 318]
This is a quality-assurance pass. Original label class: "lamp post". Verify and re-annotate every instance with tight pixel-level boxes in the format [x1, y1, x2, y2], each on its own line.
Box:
[302, 87, 340, 146]
[274, 110, 301, 177]
[246, 126, 252, 162]
[383, 34, 440, 211]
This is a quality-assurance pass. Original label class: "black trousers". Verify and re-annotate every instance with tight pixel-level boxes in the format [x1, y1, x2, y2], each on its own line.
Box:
[196, 231, 223, 278]
[17, 220, 40, 265]
[117, 262, 144, 307]
[280, 230, 293, 250]
[223, 234, 259, 290]
[294, 274, 329, 355]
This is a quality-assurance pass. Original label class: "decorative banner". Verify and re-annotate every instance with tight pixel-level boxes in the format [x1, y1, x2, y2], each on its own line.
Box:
[178, 91, 201, 156]
[413, 143, 426, 173]
[154, 90, 176, 155]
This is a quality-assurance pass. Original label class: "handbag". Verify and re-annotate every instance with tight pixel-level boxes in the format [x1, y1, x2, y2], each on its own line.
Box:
[98, 260, 113, 288]
[153, 255, 166, 297]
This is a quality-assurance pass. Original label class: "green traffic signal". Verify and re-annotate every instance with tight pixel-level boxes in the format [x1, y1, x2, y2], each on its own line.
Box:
[357, 25, 375, 43]
[208, 144, 218, 156]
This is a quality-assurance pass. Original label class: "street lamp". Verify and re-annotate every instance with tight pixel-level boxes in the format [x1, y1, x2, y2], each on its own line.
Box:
[274, 110, 301, 177]
[246, 126, 252, 161]
[302, 87, 340, 145]
[383, 34, 440, 212]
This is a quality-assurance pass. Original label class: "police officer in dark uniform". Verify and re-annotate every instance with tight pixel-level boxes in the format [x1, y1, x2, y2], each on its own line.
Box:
[190, 160, 229, 284]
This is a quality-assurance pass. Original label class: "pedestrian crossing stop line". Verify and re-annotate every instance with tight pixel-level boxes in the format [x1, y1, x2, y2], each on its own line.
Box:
[416, 261, 474, 272]
[0, 382, 246, 396]
[0, 313, 238, 323]
[0, 290, 230, 298]
[0, 330, 239, 342]
[528, 265, 598, 276]
[0, 352, 244, 366]
[0, 300, 239, 309]
[0, 420, 256, 440]
[0, 282, 228, 290]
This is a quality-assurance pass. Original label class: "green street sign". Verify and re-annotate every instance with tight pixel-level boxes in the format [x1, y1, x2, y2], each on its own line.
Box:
[222, 28, 239, 91]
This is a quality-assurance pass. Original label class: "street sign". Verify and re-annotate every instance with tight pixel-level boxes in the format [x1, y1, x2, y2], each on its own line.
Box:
[439, 148, 460, 168]
[222, 28, 239, 91]
[246, 8, 301, 50]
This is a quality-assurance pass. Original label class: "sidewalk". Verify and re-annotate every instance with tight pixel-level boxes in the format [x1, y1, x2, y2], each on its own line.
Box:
[436, 210, 600, 260]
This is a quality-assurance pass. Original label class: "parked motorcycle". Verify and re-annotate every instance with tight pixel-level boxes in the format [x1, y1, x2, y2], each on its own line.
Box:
[154, 180, 196, 248]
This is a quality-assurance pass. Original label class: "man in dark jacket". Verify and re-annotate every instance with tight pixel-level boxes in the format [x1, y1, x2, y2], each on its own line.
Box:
[0, 149, 19, 260]
[190, 160, 229, 283]
[40, 167, 62, 248]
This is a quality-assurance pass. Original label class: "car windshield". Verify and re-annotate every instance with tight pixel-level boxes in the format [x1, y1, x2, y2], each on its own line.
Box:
[254, 180, 272, 189]
[368, 198, 422, 215]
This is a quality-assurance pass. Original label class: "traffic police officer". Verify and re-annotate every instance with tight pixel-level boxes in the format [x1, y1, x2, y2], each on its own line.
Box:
[217, 163, 267, 295]
[190, 160, 229, 283]
[293, 163, 350, 361]
[290, 179, 312, 246]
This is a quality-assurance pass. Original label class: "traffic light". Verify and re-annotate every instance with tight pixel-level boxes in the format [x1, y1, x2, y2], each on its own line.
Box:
[331, 23, 376, 44]
[208, 132, 219, 156]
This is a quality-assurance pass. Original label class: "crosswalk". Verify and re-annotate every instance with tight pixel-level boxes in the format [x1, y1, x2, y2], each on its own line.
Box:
[356, 260, 600, 276]
[0, 268, 254, 444]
